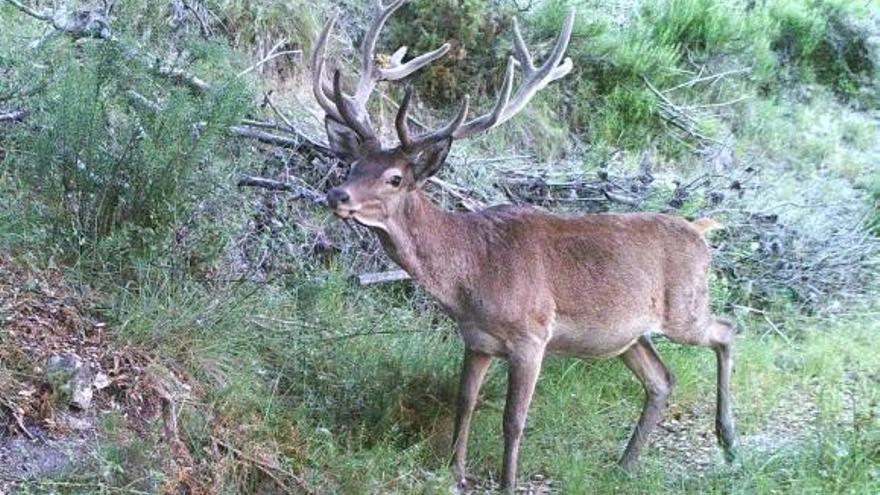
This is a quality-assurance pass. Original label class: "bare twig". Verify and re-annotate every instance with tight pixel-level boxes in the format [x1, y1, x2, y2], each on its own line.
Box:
[662, 67, 752, 93]
[237, 38, 301, 77]
[261, 92, 298, 133]
[643, 76, 723, 146]
[681, 95, 751, 110]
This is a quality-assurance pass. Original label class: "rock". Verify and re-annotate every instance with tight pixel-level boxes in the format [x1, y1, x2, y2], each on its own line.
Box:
[93, 372, 111, 390]
[45, 354, 93, 410]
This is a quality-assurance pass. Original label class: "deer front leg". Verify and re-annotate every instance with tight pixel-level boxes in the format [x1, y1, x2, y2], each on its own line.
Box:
[451, 347, 493, 486]
[501, 348, 544, 492]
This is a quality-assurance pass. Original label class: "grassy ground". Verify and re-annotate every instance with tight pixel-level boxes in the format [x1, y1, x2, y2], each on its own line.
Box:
[12, 274, 877, 494]
[266, 303, 880, 494]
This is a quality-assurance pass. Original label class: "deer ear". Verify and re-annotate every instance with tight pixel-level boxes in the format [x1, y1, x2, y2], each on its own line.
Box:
[325, 117, 362, 164]
[411, 138, 452, 185]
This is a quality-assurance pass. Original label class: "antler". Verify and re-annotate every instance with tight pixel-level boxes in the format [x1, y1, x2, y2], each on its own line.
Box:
[395, 8, 575, 150]
[310, 0, 451, 142]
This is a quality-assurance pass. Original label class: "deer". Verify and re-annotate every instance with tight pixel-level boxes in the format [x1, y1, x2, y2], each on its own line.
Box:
[310, 1, 736, 491]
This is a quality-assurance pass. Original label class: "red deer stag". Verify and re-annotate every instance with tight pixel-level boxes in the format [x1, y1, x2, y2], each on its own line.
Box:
[311, 1, 736, 490]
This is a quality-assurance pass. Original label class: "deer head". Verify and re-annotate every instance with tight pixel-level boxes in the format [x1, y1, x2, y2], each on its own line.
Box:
[315, 0, 574, 229]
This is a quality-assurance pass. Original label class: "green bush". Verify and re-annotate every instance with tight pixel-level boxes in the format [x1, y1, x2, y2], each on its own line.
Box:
[10, 41, 248, 262]
[770, 0, 877, 99]
[649, 0, 748, 55]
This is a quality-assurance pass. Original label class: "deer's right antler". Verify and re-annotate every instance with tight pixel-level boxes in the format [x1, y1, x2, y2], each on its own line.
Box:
[311, 0, 451, 143]
[395, 8, 575, 151]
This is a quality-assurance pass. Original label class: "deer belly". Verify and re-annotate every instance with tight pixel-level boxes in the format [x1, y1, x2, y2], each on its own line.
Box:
[547, 317, 656, 359]
[458, 325, 514, 356]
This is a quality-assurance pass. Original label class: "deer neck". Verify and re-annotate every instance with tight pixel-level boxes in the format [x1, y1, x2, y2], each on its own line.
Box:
[373, 190, 470, 311]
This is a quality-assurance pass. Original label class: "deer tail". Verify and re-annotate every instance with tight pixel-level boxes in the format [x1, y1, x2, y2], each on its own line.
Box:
[691, 217, 723, 236]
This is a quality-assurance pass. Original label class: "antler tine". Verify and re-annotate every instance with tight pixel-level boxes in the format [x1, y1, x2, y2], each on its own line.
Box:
[353, 0, 406, 103]
[396, 86, 470, 151]
[379, 43, 451, 82]
[332, 70, 376, 140]
[511, 17, 534, 74]
[452, 8, 575, 140]
[395, 86, 416, 149]
[452, 56, 516, 139]
[312, 0, 451, 144]
[529, 8, 575, 81]
[310, 13, 344, 123]
[352, 0, 450, 104]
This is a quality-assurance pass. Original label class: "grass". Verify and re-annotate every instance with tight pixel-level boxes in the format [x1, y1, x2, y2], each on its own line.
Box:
[40, 271, 876, 494]
[298, 306, 880, 494]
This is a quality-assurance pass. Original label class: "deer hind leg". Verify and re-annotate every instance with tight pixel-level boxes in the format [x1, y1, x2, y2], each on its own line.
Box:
[451, 347, 493, 486]
[708, 319, 737, 462]
[665, 317, 737, 462]
[618, 335, 676, 471]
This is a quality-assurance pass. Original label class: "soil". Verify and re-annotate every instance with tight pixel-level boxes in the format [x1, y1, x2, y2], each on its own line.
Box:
[0, 256, 164, 493]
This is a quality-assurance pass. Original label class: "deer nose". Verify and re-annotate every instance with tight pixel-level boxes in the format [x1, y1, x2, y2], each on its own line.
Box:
[326, 188, 350, 209]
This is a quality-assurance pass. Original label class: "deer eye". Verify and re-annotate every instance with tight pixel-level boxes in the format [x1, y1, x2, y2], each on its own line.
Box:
[388, 175, 402, 187]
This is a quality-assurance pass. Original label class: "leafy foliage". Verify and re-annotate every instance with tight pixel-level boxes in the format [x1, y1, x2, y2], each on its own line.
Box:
[7, 39, 248, 264]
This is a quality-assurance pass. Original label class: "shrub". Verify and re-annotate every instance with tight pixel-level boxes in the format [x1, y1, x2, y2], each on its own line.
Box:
[648, 0, 748, 55]
[770, 0, 877, 99]
[11, 40, 249, 262]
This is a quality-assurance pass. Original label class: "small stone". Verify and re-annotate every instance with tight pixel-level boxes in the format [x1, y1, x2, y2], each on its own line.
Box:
[45, 354, 93, 410]
[93, 372, 111, 390]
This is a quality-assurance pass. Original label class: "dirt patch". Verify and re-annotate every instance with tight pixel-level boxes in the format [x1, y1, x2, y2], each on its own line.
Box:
[0, 255, 185, 491]
[0, 255, 163, 437]
[0, 255, 315, 494]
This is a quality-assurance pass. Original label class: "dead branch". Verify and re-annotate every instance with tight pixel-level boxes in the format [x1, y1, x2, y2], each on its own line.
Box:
[643, 76, 723, 146]
[229, 126, 331, 156]
[236, 175, 326, 204]
[602, 188, 640, 207]
[0, 109, 28, 123]
[662, 67, 752, 93]
[237, 38, 301, 78]
[6, 0, 111, 39]
[7, 0, 209, 93]
[357, 270, 411, 285]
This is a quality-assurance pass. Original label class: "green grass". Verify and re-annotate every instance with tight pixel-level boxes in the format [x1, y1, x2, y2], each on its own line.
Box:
[37, 263, 871, 494]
